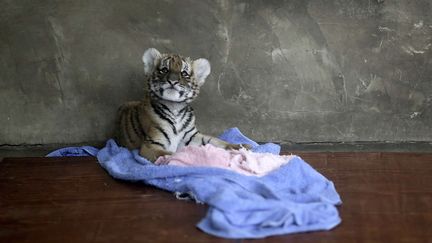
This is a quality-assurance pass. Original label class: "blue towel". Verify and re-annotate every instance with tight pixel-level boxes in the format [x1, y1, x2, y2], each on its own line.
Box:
[47, 128, 341, 239]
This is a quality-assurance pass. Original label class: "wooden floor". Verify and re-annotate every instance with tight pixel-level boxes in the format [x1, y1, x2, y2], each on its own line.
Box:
[1, 153, 431, 242]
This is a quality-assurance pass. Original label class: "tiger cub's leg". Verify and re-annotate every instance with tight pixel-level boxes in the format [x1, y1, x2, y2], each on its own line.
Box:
[187, 132, 251, 150]
[139, 142, 172, 162]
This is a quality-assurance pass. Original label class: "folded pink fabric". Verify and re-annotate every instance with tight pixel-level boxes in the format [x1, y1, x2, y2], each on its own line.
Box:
[154, 144, 294, 176]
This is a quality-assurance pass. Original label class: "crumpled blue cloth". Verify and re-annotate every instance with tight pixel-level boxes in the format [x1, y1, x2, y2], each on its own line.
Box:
[47, 127, 341, 239]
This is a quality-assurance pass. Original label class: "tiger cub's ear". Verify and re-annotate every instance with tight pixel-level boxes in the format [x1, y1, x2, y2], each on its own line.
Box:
[142, 48, 161, 75]
[192, 58, 211, 86]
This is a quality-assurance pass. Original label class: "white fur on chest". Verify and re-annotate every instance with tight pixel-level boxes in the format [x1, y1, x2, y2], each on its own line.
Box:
[152, 101, 194, 152]
[167, 106, 193, 152]
[166, 121, 184, 152]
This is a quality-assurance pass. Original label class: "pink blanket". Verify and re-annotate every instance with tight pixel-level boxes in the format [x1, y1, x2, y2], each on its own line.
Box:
[155, 144, 294, 177]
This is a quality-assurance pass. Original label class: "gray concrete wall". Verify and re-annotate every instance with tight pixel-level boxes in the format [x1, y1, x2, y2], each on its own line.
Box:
[1, 0, 431, 145]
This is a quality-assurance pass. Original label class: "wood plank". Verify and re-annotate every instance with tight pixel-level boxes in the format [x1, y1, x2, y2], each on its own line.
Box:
[1, 153, 432, 242]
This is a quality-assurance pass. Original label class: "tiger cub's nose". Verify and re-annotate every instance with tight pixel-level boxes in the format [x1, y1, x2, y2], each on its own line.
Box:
[167, 73, 180, 86]
[167, 80, 179, 87]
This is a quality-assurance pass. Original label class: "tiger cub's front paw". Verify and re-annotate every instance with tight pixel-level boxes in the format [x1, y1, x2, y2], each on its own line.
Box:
[139, 147, 172, 162]
[225, 143, 252, 150]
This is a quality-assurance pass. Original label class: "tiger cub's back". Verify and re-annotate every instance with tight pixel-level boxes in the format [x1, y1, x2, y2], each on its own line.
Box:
[116, 100, 155, 150]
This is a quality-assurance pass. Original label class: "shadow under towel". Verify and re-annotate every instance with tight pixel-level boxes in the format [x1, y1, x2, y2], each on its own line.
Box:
[47, 127, 342, 239]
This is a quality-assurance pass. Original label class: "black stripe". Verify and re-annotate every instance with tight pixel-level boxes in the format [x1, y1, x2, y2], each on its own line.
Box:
[131, 106, 147, 139]
[159, 103, 174, 116]
[179, 106, 190, 121]
[182, 126, 196, 140]
[179, 111, 193, 132]
[201, 137, 206, 145]
[147, 139, 164, 147]
[128, 109, 141, 138]
[153, 102, 174, 121]
[156, 126, 171, 145]
[151, 102, 177, 134]
[156, 102, 170, 115]
[120, 112, 134, 143]
[207, 138, 212, 144]
[185, 131, 198, 146]
[178, 105, 188, 117]
[124, 109, 135, 144]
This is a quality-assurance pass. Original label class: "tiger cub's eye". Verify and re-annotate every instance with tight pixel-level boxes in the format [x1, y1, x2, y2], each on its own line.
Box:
[181, 71, 190, 78]
[159, 67, 168, 74]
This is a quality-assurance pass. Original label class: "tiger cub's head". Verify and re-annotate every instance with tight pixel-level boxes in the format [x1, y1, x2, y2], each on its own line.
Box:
[142, 48, 211, 103]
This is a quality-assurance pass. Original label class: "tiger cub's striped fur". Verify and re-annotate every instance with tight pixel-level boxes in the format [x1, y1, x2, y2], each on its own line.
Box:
[116, 48, 248, 161]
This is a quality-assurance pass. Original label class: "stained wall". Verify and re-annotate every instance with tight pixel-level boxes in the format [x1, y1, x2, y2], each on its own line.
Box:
[1, 0, 431, 145]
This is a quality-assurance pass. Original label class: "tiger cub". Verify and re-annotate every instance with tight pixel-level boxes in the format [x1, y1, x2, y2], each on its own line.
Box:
[116, 48, 248, 161]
